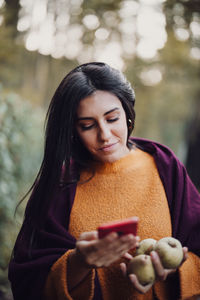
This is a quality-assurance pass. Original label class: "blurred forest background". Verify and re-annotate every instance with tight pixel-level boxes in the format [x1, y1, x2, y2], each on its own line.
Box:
[0, 0, 200, 298]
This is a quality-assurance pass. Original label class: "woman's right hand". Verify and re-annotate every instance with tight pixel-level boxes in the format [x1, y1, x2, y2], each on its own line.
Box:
[68, 231, 139, 291]
[74, 230, 140, 269]
[120, 247, 188, 294]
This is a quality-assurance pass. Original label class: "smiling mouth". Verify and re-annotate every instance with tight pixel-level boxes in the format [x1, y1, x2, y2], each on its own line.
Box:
[99, 142, 118, 152]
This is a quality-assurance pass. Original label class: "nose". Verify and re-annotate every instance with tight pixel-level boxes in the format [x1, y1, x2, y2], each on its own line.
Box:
[98, 122, 112, 142]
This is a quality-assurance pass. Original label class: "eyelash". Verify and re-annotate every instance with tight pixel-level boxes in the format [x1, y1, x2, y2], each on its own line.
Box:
[108, 117, 119, 123]
[80, 117, 119, 131]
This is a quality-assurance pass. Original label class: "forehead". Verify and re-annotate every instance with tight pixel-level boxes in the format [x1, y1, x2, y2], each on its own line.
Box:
[76, 90, 123, 117]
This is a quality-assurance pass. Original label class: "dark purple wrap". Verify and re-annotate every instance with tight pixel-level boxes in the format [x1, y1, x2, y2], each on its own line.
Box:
[8, 138, 200, 300]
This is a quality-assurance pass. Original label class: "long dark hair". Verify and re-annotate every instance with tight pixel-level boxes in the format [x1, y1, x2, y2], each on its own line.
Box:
[23, 62, 136, 229]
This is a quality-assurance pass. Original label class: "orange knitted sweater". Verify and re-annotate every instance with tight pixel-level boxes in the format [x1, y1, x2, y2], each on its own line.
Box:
[44, 149, 200, 300]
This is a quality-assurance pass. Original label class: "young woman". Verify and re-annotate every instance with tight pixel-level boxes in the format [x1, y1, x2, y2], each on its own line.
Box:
[9, 62, 200, 300]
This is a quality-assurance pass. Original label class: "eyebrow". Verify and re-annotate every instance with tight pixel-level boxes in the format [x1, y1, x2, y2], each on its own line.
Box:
[77, 107, 120, 121]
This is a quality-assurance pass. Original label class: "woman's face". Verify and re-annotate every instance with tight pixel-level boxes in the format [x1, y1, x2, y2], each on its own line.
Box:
[76, 90, 130, 163]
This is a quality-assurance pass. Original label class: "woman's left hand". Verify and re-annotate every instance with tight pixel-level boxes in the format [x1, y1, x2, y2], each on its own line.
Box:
[150, 246, 188, 281]
[120, 247, 188, 294]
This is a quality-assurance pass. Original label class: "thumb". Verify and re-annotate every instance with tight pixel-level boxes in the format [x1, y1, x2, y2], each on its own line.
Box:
[79, 231, 98, 241]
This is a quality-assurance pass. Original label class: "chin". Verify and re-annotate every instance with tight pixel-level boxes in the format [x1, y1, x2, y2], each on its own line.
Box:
[92, 146, 129, 163]
[97, 153, 120, 163]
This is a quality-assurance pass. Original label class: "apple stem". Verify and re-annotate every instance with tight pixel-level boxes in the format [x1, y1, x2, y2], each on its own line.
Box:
[168, 242, 176, 248]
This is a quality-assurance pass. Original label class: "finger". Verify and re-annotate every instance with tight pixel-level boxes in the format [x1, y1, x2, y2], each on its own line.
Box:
[123, 252, 133, 260]
[150, 251, 166, 280]
[79, 238, 122, 267]
[120, 263, 127, 276]
[119, 234, 140, 247]
[99, 233, 138, 254]
[76, 239, 101, 262]
[96, 232, 118, 249]
[129, 274, 153, 294]
[182, 247, 188, 261]
[89, 251, 120, 268]
[103, 232, 120, 244]
[79, 231, 98, 241]
[94, 245, 134, 267]
[76, 239, 97, 250]
[95, 247, 127, 266]
[97, 233, 128, 255]
[77, 234, 119, 265]
[95, 232, 119, 254]
[165, 268, 177, 277]
[99, 235, 137, 263]
[81, 234, 137, 268]
[76, 233, 123, 268]
[114, 242, 135, 256]
[106, 234, 137, 253]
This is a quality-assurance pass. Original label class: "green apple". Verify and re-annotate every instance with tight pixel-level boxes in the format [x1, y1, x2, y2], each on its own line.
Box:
[136, 238, 157, 255]
[127, 254, 156, 286]
[155, 237, 183, 269]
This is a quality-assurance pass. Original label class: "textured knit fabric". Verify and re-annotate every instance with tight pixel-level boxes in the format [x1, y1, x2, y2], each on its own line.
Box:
[8, 138, 200, 300]
[62, 149, 172, 299]
[44, 249, 96, 300]
[178, 252, 200, 299]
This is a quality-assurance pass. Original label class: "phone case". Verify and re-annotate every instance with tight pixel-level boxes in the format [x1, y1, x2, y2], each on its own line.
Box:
[98, 217, 138, 239]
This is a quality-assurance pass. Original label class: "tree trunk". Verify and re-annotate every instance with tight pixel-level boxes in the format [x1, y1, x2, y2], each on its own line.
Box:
[4, 0, 20, 38]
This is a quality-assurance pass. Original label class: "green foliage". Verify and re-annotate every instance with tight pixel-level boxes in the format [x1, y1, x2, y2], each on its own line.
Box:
[0, 87, 44, 296]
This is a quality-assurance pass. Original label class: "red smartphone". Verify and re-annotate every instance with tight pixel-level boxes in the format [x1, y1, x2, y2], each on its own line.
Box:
[98, 217, 138, 239]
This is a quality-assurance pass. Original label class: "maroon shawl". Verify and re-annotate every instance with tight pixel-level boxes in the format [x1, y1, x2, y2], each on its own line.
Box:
[8, 138, 200, 299]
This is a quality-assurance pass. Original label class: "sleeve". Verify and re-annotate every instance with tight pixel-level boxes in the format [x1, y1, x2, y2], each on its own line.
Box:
[179, 251, 200, 299]
[43, 250, 96, 300]
[153, 142, 200, 299]
[172, 163, 200, 256]
[8, 184, 77, 300]
[155, 252, 200, 300]
[154, 143, 200, 255]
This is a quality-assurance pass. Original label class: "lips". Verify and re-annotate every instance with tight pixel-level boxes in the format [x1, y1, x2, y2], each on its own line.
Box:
[99, 142, 118, 152]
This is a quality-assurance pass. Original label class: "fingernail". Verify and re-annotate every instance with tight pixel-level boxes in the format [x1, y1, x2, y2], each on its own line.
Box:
[129, 274, 135, 283]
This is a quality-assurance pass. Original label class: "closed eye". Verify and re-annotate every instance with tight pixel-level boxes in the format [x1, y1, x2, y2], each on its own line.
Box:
[107, 117, 119, 123]
[79, 117, 119, 131]
[80, 123, 95, 131]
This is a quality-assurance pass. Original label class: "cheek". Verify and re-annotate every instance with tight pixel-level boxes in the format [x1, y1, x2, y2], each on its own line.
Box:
[114, 122, 128, 138]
